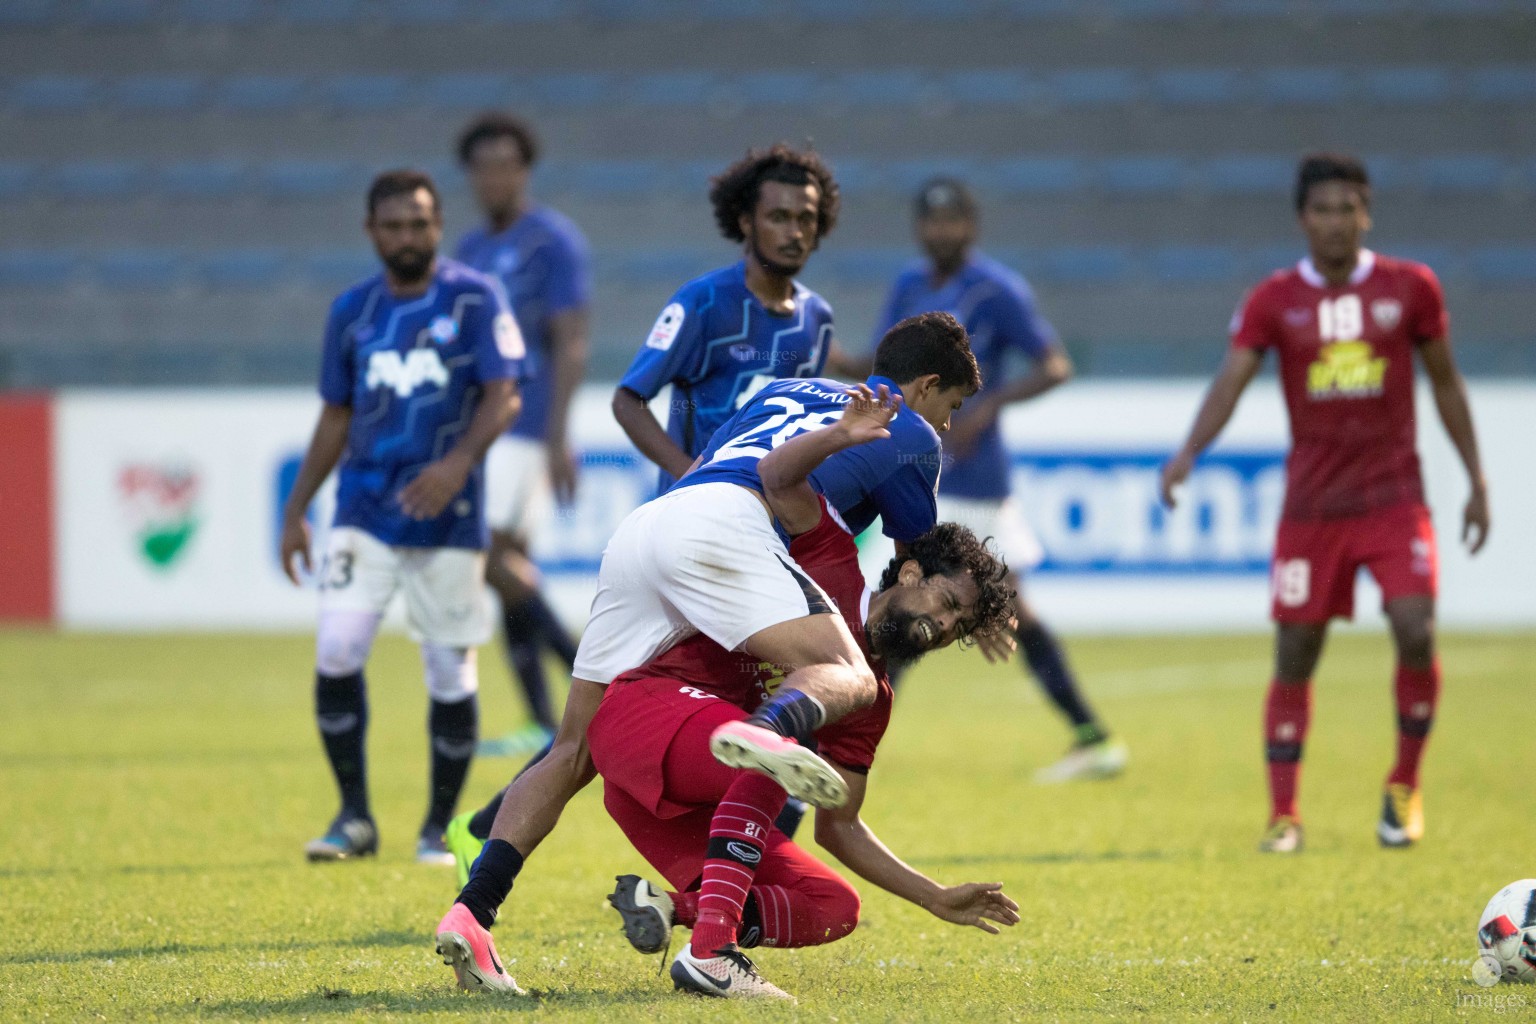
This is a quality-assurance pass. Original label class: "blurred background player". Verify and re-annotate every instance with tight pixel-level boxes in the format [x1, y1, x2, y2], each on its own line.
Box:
[1160, 153, 1489, 854]
[611, 143, 866, 495]
[873, 178, 1126, 783]
[453, 113, 592, 758]
[279, 170, 526, 864]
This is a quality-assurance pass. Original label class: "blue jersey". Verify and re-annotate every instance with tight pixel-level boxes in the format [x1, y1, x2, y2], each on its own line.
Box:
[618, 261, 834, 493]
[319, 259, 527, 549]
[455, 205, 590, 443]
[875, 252, 1056, 499]
[677, 375, 942, 543]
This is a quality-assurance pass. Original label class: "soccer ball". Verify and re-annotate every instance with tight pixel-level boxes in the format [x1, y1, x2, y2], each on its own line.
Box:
[1477, 880, 1536, 984]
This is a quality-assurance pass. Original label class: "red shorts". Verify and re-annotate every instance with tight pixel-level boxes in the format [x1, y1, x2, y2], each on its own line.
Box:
[1269, 502, 1437, 624]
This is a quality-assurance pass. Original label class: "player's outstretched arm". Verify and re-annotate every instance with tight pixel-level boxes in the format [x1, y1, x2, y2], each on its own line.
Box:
[280, 401, 353, 585]
[611, 385, 695, 482]
[814, 767, 1020, 935]
[1159, 347, 1264, 508]
[545, 308, 590, 505]
[1419, 337, 1490, 553]
[399, 379, 521, 520]
[758, 384, 900, 535]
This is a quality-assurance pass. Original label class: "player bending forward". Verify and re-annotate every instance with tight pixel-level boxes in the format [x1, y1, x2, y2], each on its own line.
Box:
[1160, 153, 1489, 854]
[594, 386, 1019, 999]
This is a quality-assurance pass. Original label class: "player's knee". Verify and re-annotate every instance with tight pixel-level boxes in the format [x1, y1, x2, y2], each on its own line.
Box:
[806, 874, 861, 944]
[316, 624, 371, 677]
[1393, 621, 1434, 667]
[421, 644, 478, 702]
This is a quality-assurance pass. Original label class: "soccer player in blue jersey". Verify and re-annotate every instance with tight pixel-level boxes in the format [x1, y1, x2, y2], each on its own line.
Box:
[434, 312, 980, 995]
[873, 179, 1125, 783]
[453, 113, 592, 757]
[278, 170, 527, 864]
[612, 143, 867, 495]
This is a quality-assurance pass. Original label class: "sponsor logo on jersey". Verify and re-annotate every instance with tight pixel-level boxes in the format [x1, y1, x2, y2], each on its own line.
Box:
[365, 348, 449, 397]
[1284, 307, 1312, 327]
[119, 463, 200, 570]
[1371, 298, 1403, 330]
[493, 310, 526, 359]
[428, 315, 459, 345]
[646, 302, 685, 351]
[1306, 340, 1387, 399]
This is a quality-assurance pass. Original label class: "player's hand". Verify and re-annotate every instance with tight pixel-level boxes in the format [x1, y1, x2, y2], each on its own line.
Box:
[1159, 450, 1195, 508]
[837, 383, 900, 445]
[548, 442, 579, 506]
[279, 516, 312, 587]
[976, 626, 1018, 665]
[398, 453, 472, 520]
[1463, 484, 1490, 555]
[925, 882, 1020, 934]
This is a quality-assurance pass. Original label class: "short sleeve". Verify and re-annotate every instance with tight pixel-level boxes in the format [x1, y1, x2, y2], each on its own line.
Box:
[1230, 283, 1278, 352]
[1408, 263, 1449, 344]
[542, 225, 591, 315]
[873, 458, 940, 541]
[318, 297, 354, 405]
[992, 276, 1057, 359]
[816, 689, 892, 773]
[467, 281, 527, 384]
[618, 289, 705, 400]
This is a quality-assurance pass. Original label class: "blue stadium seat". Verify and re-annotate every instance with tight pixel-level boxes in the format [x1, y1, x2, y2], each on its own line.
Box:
[426, 73, 513, 111]
[884, 159, 974, 194]
[941, 70, 1035, 106]
[1200, 155, 1292, 196]
[173, 0, 260, 25]
[565, 160, 669, 198]
[1044, 69, 1142, 106]
[10, 75, 96, 113]
[277, 0, 364, 23]
[1417, 154, 1507, 194]
[1357, 154, 1410, 192]
[158, 160, 249, 199]
[1466, 65, 1536, 102]
[0, 163, 36, 202]
[617, 249, 712, 284]
[828, 71, 930, 108]
[984, 157, 1085, 197]
[79, 0, 156, 25]
[112, 75, 206, 113]
[261, 160, 354, 200]
[790, 0, 872, 21]
[1253, 67, 1346, 106]
[1034, 246, 1134, 285]
[216, 75, 308, 114]
[1360, 67, 1453, 104]
[1385, 245, 1459, 277]
[0, 0, 56, 27]
[820, 248, 908, 285]
[1151, 69, 1246, 107]
[1148, 245, 1241, 285]
[481, 0, 565, 22]
[201, 250, 285, 289]
[1245, 244, 1302, 279]
[0, 250, 76, 288]
[625, 72, 720, 107]
[891, 0, 983, 16]
[1110, 0, 1203, 17]
[529, 73, 613, 109]
[49, 161, 148, 201]
[695, 0, 778, 18]
[727, 71, 821, 107]
[1098, 156, 1187, 196]
[322, 74, 411, 114]
[825, 157, 880, 194]
[303, 249, 375, 289]
[1469, 246, 1536, 286]
[92, 251, 184, 290]
[380, 0, 467, 23]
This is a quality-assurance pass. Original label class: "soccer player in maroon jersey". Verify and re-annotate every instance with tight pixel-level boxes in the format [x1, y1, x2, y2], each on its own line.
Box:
[590, 386, 1020, 999]
[1160, 154, 1490, 854]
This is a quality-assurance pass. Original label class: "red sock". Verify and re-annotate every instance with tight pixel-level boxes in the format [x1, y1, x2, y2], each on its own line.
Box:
[667, 889, 698, 928]
[1388, 660, 1440, 788]
[1264, 678, 1312, 822]
[690, 772, 785, 954]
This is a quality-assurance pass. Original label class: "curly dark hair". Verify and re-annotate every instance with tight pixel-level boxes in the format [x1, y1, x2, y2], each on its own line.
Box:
[1295, 152, 1369, 212]
[708, 143, 840, 243]
[873, 311, 982, 394]
[878, 522, 1014, 644]
[456, 111, 539, 167]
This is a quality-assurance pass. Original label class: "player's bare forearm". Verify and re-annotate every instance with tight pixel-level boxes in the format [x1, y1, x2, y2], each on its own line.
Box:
[450, 378, 522, 469]
[545, 309, 589, 452]
[1420, 339, 1488, 492]
[283, 402, 351, 523]
[994, 347, 1073, 408]
[814, 770, 944, 909]
[612, 386, 694, 480]
[1161, 347, 1262, 507]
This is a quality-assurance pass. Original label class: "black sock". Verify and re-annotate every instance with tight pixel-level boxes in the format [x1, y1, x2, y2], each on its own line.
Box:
[502, 597, 557, 730]
[468, 787, 506, 841]
[456, 838, 525, 928]
[527, 590, 578, 669]
[737, 892, 763, 948]
[426, 696, 478, 833]
[773, 797, 807, 840]
[745, 690, 825, 747]
[1017, 622, 1105, 741]
[315, 671, 369, 820]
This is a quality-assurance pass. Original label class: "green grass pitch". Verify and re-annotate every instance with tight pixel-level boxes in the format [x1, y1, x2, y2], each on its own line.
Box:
[2, 628, 1531, 1022]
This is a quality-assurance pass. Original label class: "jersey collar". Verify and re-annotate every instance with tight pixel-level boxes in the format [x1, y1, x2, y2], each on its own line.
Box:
[1298, 248, 1375, 289]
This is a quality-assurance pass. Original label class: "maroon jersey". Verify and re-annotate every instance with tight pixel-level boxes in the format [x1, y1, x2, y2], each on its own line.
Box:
[1231, 250, 1448, 521]
[607, 500, 893, 773]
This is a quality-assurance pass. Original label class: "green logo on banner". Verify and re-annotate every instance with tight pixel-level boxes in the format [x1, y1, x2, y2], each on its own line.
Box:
[119, 464, 200, 571]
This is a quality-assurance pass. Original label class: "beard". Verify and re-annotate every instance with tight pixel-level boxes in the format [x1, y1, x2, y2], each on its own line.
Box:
[383, 247, 434, 283]
[867, 607, 933, 667]
[749, 235, 806, 279]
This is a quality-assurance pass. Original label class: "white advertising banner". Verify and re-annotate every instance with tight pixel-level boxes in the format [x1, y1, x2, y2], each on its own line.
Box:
[54, 382, 1535, 632]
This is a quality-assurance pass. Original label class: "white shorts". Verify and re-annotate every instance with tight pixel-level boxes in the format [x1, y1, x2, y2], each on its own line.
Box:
[319, 526, 491, 647]
[483, 434, 553, 540]
[571, 482, 835, 686]
[936, 494, 1044, 573]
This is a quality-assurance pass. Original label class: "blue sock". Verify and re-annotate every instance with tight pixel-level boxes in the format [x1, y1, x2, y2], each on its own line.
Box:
[745, 690, 825, 747]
